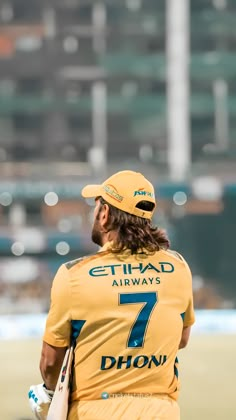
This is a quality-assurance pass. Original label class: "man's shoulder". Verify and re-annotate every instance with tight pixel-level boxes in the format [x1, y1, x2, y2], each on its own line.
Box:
[160, 249, 192, 277]
[65, 250, 109, 271]
[65, 256, 89, 270]
[161, 249, 188, 265]
[165, 249, 184, 260]
[65, 254, 95, 270]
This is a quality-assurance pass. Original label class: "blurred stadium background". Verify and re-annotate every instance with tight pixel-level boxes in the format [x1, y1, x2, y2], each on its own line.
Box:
[0, 0, 236, 419]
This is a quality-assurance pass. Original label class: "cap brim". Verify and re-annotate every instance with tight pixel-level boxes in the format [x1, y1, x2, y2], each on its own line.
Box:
[81, 184, 103, 198]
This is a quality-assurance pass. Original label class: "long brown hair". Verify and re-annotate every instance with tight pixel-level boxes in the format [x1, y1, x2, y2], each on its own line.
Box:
[98, 197, 170, 254]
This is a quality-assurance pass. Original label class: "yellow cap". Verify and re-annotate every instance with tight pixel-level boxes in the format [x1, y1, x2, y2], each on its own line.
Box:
[81, 170, 156, 219]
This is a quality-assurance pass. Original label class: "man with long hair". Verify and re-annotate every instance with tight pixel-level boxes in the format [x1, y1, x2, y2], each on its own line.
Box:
[29, 170, 195, 420]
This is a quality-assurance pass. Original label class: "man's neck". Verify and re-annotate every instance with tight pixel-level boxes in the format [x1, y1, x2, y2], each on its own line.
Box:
[102, 230, 117, 246]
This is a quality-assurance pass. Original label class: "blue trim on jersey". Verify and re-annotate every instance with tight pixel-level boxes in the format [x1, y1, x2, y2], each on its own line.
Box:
[180, 312, 185, 321]
[174, 356, 179, 378]
[71, 320, 86, 345]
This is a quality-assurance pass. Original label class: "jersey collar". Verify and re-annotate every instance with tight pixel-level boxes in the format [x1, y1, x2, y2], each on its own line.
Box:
[98, 241, 113, 252]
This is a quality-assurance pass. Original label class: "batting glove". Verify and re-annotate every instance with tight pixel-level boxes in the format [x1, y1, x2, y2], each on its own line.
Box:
[28, 383, 54, 420]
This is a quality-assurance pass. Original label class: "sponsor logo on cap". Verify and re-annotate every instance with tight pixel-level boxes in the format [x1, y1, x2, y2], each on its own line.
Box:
[103, 184, 123, 202]
[134, 189, 154, 198]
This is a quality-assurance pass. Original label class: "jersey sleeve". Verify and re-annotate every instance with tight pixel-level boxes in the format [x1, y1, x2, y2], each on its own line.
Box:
[182, 258, 195, 327]
[173, 250, 195, 327]
[43, 264, 72, 347]
[184, 293, 195, 327]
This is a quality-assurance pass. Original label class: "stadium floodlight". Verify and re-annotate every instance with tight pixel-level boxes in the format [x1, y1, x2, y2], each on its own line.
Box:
[166, 0, 191, 181]
[92, 2, 107, 54]
[213, 79, 229, 151]
[91, 82, 107, 176]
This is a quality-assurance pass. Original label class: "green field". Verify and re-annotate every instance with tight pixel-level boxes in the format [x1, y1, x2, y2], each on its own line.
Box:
[0, 335, 235, 420]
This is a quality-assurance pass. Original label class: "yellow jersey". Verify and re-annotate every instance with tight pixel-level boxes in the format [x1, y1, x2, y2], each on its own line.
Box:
[43, 243, 195, 402]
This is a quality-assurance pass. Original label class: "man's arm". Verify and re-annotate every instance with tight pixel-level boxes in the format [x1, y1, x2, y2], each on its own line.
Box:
[40, 264, 72, 391]
[40, 341, 67, 391]
[179, 326, 191, 349]
[29, 265, 72, 419]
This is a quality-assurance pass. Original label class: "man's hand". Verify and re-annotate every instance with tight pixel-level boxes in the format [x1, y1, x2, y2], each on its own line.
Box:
[28, 383, 54, 420]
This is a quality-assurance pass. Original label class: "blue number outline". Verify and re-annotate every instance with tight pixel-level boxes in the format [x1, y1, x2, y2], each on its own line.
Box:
[119, 292, 158, 348]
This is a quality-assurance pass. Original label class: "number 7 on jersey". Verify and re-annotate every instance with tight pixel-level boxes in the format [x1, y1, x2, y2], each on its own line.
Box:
[119, 292, 158, 348]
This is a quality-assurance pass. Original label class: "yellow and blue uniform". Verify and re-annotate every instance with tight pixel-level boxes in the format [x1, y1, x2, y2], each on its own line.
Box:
[43, 243, 195, 419]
